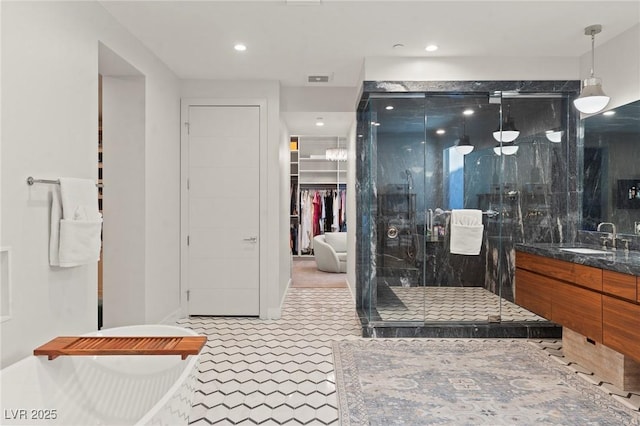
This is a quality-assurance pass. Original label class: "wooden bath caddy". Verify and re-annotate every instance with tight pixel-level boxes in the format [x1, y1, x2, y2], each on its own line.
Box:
[33, 335, 207, 360]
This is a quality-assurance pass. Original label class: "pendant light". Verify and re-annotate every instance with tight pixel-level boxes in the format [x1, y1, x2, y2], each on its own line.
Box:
[573, 24, 610, 114]
[545, 129, 563, 143]
[492, 105, 520, 143]
[454, 115, 474, 155]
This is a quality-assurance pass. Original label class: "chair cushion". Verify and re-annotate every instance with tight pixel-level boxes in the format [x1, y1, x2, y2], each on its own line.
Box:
[324, 232, 347, 252]
[336, 252, 347, 262]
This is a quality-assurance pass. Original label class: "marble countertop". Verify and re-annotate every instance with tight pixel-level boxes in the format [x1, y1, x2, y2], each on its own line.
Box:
[515, 243, 640, 276]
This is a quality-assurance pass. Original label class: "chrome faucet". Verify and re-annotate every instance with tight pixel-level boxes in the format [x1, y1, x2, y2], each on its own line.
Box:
[597, 222, 617, 250]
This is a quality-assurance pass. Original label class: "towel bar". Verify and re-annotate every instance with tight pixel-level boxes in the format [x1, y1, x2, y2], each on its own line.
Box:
[26, 176, 103, 188]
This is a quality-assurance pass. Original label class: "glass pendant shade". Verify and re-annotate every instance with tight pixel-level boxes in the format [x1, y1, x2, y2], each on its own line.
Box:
[325, 147, 347, 161]
[493, 117, 520, 143]
[493, 145, 519, 156]
[573, 77, 610, 114]
[455, 135, 474, 155]
[574, 25, 610, 114]
[545, 130, 563, 143]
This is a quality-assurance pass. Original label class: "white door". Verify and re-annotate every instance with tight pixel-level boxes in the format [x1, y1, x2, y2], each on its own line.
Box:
[186, 105, 260, 316]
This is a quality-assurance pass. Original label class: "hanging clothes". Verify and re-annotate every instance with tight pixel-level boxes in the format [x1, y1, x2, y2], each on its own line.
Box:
[312, 191, 322, 237]
[300, 190, 312, 252]
[331, 191, 340, 232]
[324, 191, 333, 232]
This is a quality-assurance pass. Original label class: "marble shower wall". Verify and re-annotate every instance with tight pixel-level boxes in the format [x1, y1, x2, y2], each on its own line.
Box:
[356, 81, 581, 319]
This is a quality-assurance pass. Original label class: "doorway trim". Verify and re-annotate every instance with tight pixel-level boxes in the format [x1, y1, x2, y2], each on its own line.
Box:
[180, 98, 268, 318]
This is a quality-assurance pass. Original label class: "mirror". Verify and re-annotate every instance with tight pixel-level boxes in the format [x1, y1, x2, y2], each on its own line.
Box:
[582, 100, 640, 235]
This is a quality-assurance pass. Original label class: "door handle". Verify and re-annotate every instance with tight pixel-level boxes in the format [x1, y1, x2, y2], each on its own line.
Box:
[243, 237, 258, 243]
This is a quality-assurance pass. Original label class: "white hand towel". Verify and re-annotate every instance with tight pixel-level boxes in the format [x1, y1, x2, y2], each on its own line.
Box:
[54, 178, 103, 267]
[49, 186, 62, 266]
[450, 209, 484, 255]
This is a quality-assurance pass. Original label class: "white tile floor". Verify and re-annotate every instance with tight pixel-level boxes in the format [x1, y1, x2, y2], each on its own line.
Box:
[179, 285, 640, 425]
[376, 285, 546, 322]
[178, 287, 361, 425]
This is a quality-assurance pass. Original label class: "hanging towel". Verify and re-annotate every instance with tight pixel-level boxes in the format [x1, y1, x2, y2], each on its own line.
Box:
[49, 178, 103, 267]
[49, 186, 62, 266]
[450, 209, 484, 255]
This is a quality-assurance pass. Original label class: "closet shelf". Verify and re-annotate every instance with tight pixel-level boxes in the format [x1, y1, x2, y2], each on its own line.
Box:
[34, 335, 207, 360]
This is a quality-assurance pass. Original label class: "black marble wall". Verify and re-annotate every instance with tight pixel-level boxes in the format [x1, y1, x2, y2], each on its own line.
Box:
[356, 80, 581, 322]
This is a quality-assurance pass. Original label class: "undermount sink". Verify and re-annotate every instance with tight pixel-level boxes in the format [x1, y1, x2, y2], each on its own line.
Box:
[560, 247, 612, 255]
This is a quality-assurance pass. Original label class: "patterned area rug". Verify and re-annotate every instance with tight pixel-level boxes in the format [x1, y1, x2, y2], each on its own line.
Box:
[333, 339, 640, 425]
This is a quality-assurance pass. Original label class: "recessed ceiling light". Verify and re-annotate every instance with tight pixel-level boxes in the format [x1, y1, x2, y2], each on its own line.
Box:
[602, 110, 616, 116]
[234, 43, 247, 52]
[385, 105, 394, 110]
[436, 129, 445, 135]
[463, 109, 474, 115]
[425, 44, 438, 52]
[315, 118, 325, 127]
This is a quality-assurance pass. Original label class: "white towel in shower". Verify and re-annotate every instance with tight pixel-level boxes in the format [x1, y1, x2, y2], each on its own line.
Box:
[449, 209, 484, 255]
[49, 178, 102, 267]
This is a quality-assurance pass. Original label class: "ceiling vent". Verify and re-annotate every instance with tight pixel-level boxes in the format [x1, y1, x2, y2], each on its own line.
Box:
[307, 75, 331, 83]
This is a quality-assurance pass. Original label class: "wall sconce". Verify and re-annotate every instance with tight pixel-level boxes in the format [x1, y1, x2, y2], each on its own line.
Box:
[573, 25, 610, 114]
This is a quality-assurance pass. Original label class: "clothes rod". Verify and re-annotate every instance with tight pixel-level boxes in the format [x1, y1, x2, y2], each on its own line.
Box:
[26, 176, 103, 188]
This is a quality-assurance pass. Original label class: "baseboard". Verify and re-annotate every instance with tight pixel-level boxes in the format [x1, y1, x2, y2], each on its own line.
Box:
[345, 277, 356, 301]
[159, 308, 182, 325]
[268, 278, 292, 320]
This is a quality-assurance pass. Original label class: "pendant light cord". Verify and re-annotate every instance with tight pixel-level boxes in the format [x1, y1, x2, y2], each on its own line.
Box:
[590, 31, 596, 78]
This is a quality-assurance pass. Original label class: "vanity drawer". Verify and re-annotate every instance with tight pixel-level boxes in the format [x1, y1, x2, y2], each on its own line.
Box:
[551, 280, 602, 343]
[515, 268, 552, 319]
[603, 295, 640, 363]
[516, 251, 603, 291]
[603, 270, 637, 302]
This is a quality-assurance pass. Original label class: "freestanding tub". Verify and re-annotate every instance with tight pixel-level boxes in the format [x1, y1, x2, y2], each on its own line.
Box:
[0, 325, 203, 425]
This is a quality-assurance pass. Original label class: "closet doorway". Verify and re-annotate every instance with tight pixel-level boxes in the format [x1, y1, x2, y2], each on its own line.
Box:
[181, 100, 265, 316]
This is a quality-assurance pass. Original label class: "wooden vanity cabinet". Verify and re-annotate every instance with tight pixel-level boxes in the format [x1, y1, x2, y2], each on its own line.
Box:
[514, 268, 552, 318]
[603, 295, 640, 360]
[603, 270, 637, 302]
[516, 250, 640, 362]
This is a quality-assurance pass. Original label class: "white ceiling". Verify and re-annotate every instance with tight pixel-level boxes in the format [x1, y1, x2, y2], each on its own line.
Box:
[99, 0, 640, 135]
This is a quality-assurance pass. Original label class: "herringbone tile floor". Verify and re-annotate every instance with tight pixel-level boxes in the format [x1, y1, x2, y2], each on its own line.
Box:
[178, 287, 361, 425]
[178, 266, 640, 425]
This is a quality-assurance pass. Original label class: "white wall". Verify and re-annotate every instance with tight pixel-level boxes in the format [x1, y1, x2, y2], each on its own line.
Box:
[180, 80, 286, 319]
[279, 121, 292, 303]
[101, 75, 146, 328]
[0, 1, 181, 367]
[582, 23, 640, 111]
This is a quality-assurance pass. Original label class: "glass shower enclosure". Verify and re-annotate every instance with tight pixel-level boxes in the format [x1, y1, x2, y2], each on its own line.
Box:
[356, 82, 579, 337]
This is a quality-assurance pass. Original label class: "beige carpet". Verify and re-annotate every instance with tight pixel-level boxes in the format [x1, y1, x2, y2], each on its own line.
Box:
[292, 258, 347, 288]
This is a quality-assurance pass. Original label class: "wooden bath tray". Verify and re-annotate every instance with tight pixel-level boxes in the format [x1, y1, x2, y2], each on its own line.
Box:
[33, 335, 207, 360]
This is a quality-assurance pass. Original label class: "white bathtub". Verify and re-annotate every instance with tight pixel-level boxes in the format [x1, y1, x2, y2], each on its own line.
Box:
[0, 325, 203, 425]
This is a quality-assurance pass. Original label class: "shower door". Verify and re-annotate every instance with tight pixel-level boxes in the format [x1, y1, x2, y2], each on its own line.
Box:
[364, 93, 506, 324]
[360, 90, 571, 326]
